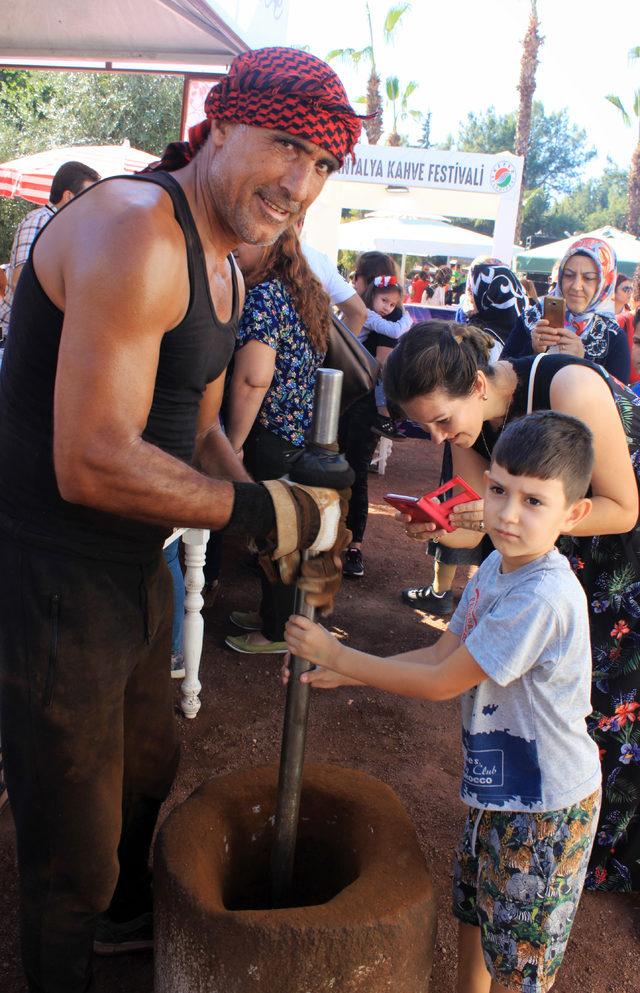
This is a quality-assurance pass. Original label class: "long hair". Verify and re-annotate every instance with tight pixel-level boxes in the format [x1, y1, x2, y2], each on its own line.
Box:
[245, 228, 330, 352]
[384, 320, 496, 409]
[354, 251, 397, 286]
[435, 264, 452, 287]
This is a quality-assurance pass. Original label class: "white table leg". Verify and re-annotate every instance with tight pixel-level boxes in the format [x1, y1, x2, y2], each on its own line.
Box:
[180, 528, 209, 719]
[376, 437, 393, 475]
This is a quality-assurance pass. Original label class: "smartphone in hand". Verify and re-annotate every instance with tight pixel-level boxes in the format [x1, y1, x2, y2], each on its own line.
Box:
[384, 494, 431, 521]
[385, 476, 481, 532]
[542, 295, 566, 329]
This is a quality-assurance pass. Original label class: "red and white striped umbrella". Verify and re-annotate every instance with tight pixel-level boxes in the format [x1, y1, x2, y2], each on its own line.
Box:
[0, 141, 158, 204]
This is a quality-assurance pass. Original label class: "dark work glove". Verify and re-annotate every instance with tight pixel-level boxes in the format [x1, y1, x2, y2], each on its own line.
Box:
[259, 481, 352, 615]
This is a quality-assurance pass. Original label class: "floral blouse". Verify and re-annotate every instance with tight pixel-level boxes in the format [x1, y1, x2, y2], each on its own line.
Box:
[236, 278, 326, 447]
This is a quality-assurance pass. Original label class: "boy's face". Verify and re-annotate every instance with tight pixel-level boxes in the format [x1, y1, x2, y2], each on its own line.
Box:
[483, 462, 589, 572]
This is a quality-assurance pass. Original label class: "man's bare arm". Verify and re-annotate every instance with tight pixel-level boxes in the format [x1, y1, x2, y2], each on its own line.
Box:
[46, 190, 253, 531]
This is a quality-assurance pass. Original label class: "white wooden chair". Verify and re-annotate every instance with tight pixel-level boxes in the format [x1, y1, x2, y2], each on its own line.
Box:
[370, 436, 393, 475]
[163, 528, 210, 719]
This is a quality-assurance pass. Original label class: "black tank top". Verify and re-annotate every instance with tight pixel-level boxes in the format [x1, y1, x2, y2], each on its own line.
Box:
[472, 354, 609, 458]
[0, 171, 238, 562]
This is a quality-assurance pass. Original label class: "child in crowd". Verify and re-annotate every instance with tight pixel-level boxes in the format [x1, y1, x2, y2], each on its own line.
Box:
[285, 411, 601, 993]
[360, 274, 412, 439]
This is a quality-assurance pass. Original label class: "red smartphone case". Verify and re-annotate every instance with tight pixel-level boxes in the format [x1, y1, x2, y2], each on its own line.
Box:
[384, 476, 481, 532]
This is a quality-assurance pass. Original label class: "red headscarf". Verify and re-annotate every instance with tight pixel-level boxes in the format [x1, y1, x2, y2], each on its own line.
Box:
[152, 47, 363, 172]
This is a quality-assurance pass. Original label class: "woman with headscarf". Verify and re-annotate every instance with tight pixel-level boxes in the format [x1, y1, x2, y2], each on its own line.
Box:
[457, 257, 541, 357]
[401, 260, 540, 613]
[531, 236, 630, 382]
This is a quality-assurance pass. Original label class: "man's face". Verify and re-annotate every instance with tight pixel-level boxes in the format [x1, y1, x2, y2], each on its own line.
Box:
[206, 123, 339, 246]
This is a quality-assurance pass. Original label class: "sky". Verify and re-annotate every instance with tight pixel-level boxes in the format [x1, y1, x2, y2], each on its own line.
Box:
[286, 0, 639, 183]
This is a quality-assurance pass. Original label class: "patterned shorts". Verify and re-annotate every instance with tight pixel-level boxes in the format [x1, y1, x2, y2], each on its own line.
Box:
[452, 790, 600, 993]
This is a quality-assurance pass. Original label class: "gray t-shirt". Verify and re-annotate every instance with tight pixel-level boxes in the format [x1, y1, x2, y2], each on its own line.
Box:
[448, 548, 601, 812]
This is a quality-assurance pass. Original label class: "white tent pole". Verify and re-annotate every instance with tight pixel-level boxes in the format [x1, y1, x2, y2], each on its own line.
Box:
[400, 254, 406, 289]
[492, 157, 522, 265]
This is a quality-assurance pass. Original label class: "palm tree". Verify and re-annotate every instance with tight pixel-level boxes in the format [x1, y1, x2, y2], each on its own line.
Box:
[327, 3, 410, 145]
[606, 46, 640, 235]
[514, 0, 543, 244]
[385, 77, 421, 146]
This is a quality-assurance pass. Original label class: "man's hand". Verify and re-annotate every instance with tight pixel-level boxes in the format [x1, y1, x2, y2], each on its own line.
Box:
[260, 481, 351, 614]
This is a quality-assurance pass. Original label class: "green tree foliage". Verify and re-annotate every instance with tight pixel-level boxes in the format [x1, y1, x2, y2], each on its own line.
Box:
[604, 44, 640, 234]
[544, 164, 629, 237]
[418, 111, 432, 149]
[455, 101, 595, 195]
[448, 101, 599, 241]
[385, 76, 421, 145]
[0, 69, 182, 257]
[0, 70, 182, 159]
[327, 3, 410, 144]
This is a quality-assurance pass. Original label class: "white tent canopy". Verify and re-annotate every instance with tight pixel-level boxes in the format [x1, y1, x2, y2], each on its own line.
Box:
[337, 212, 493, 258]
[0, 1, 290, 73]
[515, 226, 640, 276]
[0, 143, 158, 204]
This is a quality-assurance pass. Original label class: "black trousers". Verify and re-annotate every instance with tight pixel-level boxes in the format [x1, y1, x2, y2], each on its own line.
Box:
[244, 424, 302, 641]
[338, 392, 378, 545]
[0, 533, 179, 993]
[427, 442, 484, 567]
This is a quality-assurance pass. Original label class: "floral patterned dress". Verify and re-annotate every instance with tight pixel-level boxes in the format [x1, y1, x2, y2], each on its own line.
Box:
[559, 377, 640, 891]
[236, 278, 325, 448]
[479, 354, 640, 891]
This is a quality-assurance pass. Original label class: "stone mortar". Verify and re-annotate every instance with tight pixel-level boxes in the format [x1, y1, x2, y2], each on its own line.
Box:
[154, 763, 437, 993]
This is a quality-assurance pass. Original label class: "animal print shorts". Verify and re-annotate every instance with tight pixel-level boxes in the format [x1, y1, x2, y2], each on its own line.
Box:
[452, 790, 600, 992]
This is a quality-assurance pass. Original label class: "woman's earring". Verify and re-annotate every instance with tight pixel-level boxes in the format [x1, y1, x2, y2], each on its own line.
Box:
[482, 394, 488, 401]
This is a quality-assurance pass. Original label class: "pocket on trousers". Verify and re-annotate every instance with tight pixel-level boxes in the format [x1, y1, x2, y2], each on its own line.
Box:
[43, 593, 61, 707]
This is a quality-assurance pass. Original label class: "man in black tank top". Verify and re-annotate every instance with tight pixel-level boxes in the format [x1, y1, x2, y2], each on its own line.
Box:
[0, 48, 363, 993]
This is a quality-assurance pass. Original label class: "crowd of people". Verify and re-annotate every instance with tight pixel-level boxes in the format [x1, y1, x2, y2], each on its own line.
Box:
[1, 42, 640, 993]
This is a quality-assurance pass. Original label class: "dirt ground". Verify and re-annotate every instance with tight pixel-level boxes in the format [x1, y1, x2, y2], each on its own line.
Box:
[1, 436, 639, 993]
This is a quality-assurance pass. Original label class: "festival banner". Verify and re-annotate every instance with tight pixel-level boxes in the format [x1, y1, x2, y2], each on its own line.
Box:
[335, 145, 522, 198]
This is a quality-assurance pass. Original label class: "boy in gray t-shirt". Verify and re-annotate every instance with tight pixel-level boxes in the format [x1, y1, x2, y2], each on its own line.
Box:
[284, 411, 602, 993]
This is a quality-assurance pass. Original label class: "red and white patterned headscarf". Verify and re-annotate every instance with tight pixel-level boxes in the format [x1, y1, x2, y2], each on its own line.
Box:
[152, 47, 363, 173]
[554, 236, 617, 336]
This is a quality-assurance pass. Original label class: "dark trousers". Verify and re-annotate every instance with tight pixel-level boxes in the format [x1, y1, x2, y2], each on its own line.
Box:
[338, 392, 378, 545]
[244, 424, 302, 641]
[0, 534, 179, 993]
